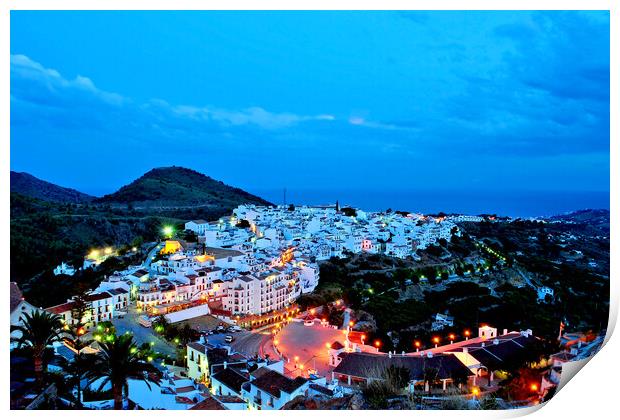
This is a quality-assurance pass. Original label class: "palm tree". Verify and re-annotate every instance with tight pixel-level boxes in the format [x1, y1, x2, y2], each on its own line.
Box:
[178, 323, 195, 346]
[60, 326, 95, 407]
[85, 334, 161, 410]
[153, 314, 169, 334]
[11, 311, 64, 386]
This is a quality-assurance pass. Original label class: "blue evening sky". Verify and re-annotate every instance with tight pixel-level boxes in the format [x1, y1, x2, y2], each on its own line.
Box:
[10, 11, 609, 210]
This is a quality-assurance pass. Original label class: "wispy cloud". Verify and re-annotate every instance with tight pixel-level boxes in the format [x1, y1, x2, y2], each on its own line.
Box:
[11, 54, 336, 132]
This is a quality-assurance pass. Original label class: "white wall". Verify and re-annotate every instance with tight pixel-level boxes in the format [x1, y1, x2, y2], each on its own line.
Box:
[164, 304, 210, 323]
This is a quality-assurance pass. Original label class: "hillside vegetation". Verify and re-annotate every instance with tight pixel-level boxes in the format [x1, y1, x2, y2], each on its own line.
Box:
[11, 171, 95, 203]
[95, 166, 271, 208]
[10, 167, 273, 298]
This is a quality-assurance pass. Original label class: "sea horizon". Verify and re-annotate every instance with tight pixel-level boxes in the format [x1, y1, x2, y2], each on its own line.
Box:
[249, 188, 610, 219]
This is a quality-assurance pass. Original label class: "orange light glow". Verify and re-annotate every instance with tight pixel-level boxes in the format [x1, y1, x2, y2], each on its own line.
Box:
[472, 388, 480, 397]
[294, 356, 299, 361]
[530, 384, 539, 392]
[414, 341, 421, 348]
[464, 330, 471, 337]
[449, 334, 455, 340]
[349, 321, 354, 327]
[77, 327, 85, 336]
[361, 334, 366, 340]
[326, 343, 331, 349]
[274, 340, 279, 345]
[310, 309, 315, 315]
[374, 340, 381, 347]
[433, 337, 440, 344]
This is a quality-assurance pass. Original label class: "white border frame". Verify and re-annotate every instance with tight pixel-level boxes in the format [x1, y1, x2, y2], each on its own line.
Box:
[1, 2, 616, 420]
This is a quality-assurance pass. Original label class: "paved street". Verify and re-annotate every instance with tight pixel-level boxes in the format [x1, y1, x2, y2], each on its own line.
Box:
[144, 242, 163, 274]
[275, 321, 344, 378]
[112, 306, 177, 357]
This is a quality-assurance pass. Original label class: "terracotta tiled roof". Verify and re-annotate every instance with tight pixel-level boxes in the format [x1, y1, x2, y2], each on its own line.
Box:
[46, 301, 76, 314]
[189, 397, 225, 410]
[249, 369, 307, 398]
[10, 282, 24, 313]
[334, 352, 472, 381]
[330, 341, 345, 350]
[212, 368, 249, 393]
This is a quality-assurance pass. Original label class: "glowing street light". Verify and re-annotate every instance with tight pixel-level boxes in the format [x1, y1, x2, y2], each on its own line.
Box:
[464, 330, 471, 339]
[162, 226, 174, 237]
[374, 340, 381, 351]
[414, 341, 421, 352]
[433, 337, 440, 348]
[530, 383, 539, 392]
[349, 321, 354, 327]
[472, 387, 480, 399]
[325, 343, 331, 349]
[449, 333, 455, 344]
[104, 247, 113, 255]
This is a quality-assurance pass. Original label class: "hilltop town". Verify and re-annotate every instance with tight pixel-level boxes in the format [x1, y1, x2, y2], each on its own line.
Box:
[10, 203, 608, 409]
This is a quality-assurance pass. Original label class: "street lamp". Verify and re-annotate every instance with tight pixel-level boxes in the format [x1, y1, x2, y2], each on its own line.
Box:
[433, 337, 440, 348]
[449, 333, 455, 344]
[162, 226, 174, 237]
[464, 330, 471, 340]
[374, 340, 381, 351]
[414, 341, 421, 352]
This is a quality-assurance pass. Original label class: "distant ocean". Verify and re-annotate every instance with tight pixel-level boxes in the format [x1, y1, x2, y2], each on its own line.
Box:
[249, 189, 610, 219]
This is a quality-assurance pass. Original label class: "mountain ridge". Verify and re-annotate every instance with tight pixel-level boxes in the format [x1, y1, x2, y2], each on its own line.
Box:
[11, 171, 95, 203]
[94, 166, 272, 207]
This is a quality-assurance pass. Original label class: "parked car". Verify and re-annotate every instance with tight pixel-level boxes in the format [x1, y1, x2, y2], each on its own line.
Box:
[216, 325, 225, 333]
[224, 335, 234, 343]
[138, 315, 152, 328]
